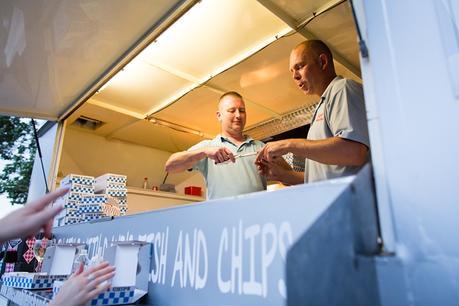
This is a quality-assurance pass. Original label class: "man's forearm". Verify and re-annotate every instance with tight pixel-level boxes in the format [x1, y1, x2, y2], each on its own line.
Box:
[165, 149, 206, 173]
[279, 171, 304, 186]
[289, 137, 368, 166]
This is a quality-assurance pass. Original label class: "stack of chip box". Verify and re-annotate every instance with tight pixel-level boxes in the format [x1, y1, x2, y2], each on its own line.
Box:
[53, 173, 128, 226]
[95, 173, 128, 216]
[56, 174, 95, 225]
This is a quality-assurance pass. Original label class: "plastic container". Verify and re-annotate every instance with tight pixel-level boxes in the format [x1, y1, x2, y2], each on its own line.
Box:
[184, 186, 202, 196]
[72, 248, 89, 273]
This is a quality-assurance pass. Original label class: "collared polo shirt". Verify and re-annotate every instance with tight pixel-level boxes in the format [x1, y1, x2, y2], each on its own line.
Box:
[305, 76, 370, 183]
[188, 135, 266, 200]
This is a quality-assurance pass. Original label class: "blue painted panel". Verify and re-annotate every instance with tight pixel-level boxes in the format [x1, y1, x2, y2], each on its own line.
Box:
[53, 175, 359, 305]
[286, 165, 380, 306]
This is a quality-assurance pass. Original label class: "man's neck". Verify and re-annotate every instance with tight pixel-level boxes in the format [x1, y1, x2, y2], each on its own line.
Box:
[317, 73, 337, 97]
[221, 131, 245, 145]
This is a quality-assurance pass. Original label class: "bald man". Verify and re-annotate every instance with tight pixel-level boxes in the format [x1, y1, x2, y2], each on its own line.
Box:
[256, 40, 370, 184]
[165, 91, 266, 200]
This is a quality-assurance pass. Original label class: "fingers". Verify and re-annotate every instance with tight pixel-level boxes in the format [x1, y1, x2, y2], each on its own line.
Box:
[88, 279, 111, 299]
[255, 146, 266, 164]
[82, 261, 110, 277]
[28, 187, 69, 212]
[43, 220, 53, 239]
[32, 203, 65, 236]
[224, 148, 236, 163]
[213, 147, 235, 164]
[88, 269, 116, 290]
[87, 265, 115, 282]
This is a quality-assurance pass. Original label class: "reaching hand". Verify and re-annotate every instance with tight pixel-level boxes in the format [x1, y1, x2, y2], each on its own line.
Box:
[0, 188, 69, 243]
[255, 141, 290, 165]
[205, 147, 236, 164]
[49, 261, 116, 306]
[256, 157, 293, 182]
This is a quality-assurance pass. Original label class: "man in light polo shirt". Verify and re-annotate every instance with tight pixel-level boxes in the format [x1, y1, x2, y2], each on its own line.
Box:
[165, 91, 266, 199]
[256, 40, 370, 184]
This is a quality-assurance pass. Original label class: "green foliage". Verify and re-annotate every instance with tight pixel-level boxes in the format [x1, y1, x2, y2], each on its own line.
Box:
[0, 116, 36, 204]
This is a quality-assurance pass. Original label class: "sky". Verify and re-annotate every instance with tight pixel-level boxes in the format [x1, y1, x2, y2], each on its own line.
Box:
[0, 118, 46, 218]
[0, 160, 21, 218]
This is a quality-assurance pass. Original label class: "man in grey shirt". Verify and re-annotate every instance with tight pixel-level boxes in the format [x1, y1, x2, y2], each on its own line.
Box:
[165, 92, 266, 199]
[256, 40, 370, 184]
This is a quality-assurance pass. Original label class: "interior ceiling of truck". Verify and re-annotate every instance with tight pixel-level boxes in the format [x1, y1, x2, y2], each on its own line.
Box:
[0, 0, 361, 153]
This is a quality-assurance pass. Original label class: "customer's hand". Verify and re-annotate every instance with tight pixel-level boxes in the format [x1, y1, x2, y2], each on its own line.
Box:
[0, 188, 69, 243]
[49, 261, 116, 306]
[255, 140, 290, 164]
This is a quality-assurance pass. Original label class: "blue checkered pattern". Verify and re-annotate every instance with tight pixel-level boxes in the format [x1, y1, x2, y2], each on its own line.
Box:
[63, 192, 82, 202]
[106, 183, 126, 189]
[95, 182, 126, 192]
[65, 210, 80, 218]
[78, 204, 103, 213]
[90, 288, 135, 305]
[64, 217, 80, 224]
[82, 195, 108, 204]
[96, 175, 127, 184]
[2, 274, 67, 289]
[64, 202, 79, 209]
[80, 213, 105, 222]
[60, 174, 95, 186]
[117, 198, 127, 205]
[69, 185, 94, 194]
[104, 189, 127, 197]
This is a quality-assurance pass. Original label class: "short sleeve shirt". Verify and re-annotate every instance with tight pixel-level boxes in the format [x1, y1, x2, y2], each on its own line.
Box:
[305, 76, 370, 183]
[188, 135, 267, 199]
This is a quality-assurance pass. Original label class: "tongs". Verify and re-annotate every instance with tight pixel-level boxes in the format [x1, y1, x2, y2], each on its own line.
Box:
[217, 151, 257, 165]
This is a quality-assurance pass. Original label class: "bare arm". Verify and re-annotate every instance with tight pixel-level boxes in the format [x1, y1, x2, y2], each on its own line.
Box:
[0, 188, 69, 243]
[165, 147, 236, 173]
[256, 137, 368, 167]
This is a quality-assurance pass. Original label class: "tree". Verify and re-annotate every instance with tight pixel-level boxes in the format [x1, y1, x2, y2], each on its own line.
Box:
[0, 116, 36, 204]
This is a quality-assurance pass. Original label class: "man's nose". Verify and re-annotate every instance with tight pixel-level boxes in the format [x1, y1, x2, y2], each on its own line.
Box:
[293, 70, 301, 80]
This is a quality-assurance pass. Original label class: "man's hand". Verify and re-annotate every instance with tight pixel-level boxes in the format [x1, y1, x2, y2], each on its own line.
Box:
[255, 140, 290, 164]
[205, 147, 236, 164]
[0, 188, 69, 242]
[256, 155, 304, 186]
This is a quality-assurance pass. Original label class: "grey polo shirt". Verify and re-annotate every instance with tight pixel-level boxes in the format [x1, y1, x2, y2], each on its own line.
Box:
[305, 76, 370, 183]
[188, 135, 266, 199]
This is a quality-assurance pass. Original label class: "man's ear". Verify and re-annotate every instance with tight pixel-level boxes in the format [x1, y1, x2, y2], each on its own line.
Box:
[216, 111, 222, 122]
[319, 54, 328, 70]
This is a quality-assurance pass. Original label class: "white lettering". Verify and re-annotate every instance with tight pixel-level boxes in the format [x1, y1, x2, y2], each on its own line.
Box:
[195, 229, 208, 289]
[217, 228, 230, 293]
[261, 223, 277, 298]
[171, 231, 184, 288]
[243, 224, 262, 296]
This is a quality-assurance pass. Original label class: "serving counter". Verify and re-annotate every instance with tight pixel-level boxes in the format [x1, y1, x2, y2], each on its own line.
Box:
[126, 187, 204, 214]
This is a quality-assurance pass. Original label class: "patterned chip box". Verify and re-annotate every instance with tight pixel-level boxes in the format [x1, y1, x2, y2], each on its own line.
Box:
[2, 273, 68, 289]
[64, 217, 80, 225]
[94, 182, 126, 193]
[102, 189, 127, 197]
[53, 281, 136, 306]
[78, 204, 103, 214]
[95, 173, 127, 185]
[62, 192, 82, 202]
[65, 210, 80, 218]
[67, 183, 94, 194]
[60, 174, 95, 186]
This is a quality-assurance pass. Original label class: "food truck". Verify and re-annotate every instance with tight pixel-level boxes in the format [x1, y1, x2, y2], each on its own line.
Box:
[0, 0, 458, 305]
